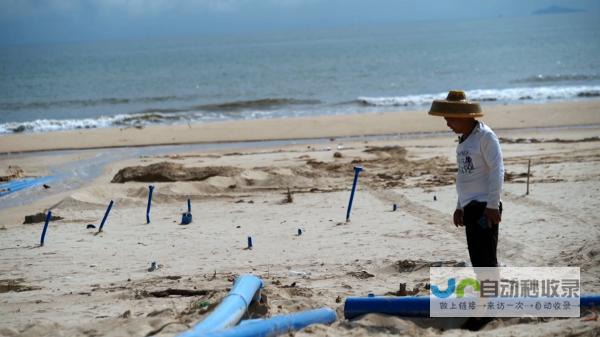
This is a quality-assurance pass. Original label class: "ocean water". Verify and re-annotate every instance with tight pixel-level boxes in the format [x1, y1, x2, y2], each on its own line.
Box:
[1, 13, 599, 134]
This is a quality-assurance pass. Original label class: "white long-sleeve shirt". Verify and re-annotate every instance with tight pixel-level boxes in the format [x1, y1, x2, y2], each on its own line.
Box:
[455, 122, 504, 210]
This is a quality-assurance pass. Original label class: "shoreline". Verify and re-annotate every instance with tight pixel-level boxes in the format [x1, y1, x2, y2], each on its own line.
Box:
[1, 100, 599, 154]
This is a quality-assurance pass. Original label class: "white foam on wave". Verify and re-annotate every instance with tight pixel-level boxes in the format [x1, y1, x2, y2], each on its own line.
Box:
[357, 85, 600, 107]
[0, 113, 186, 134]
[0, 109, 281, 134]
[0, 116, 116, 134]
[2, 85, 599, 134]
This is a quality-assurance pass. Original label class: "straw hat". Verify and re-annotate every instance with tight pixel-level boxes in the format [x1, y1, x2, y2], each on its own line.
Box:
[428, 90, 483, 118]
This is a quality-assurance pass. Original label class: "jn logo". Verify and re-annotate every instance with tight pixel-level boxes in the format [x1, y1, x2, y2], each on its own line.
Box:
[431, 278, 480, 298]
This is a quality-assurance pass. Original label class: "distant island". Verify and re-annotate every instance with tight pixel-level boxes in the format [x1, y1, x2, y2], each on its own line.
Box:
[532, 5, 585, 15]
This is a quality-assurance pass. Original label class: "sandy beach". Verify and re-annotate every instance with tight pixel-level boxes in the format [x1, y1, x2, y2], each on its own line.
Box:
[1, 101, 600, 336]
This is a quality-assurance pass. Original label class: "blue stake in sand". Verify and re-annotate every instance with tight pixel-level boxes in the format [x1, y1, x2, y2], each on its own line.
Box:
[40, 211, 52, 246]
[393, 204, 398, 212]
[247, 236, 253, 249]
[297, 228, 303, 236]
[146, 185, 154, 224]
[346, 166, 363, 222]
[181, 198, 192, 225]
[98, 200, 114, 232]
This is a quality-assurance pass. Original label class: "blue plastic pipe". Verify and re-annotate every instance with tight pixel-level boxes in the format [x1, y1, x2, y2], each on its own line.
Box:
[40, 211, 52, 246]
[582, 295, 600, 308]
[0, 177, 51, 192]
[0, 176, 55, 197]
[146, 185, 154, 224]
[345, 296, 430, 319]
[345, 166, 363, 222]
[176, 274, 263, 337]
[200, 307, 337, 337]
[344, 295, 600, 319]
[98, 200, 114, 232]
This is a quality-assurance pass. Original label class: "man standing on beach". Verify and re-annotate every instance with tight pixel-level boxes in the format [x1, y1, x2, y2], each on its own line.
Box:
[429, 90, 504, 267]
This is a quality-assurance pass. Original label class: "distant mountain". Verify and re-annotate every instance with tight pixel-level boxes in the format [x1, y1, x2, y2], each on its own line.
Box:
[532, 5, 585, 15]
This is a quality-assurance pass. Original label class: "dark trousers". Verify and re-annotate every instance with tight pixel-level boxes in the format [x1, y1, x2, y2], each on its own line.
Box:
[463, 201, 502, 267]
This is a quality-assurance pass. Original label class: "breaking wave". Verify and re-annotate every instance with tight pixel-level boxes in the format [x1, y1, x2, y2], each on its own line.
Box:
[512, 74, 600, 84]
[2, 87, 599, 134]
[356, 85, 600, 107]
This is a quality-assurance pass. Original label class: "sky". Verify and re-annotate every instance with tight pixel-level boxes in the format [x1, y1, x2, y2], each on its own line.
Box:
[0, 0, 598, 46]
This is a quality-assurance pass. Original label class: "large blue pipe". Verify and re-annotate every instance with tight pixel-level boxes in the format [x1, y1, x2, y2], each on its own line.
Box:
[200, 307, 337, 337]
[176, 274, 263, 337]
[345, 296, 430, 319]
[344, 295, 600, 319]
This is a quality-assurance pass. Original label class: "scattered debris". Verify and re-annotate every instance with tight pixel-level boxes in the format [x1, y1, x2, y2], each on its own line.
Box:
[347, 270, 374, 279]
[398, 283, 407, 296]
[384, 283, 421, 297]
[247, 292, 269, 318]
[111, 162, 241, 183]
[165, 275, 182, 280]
[281, 187, 294, 204]
[499, 136, 600, 144]
[147, 288, 210, 298]
[505, 171, 532, 181]
[0, 165, 25, 182]
[0, 279, 41, 293]
[146, 308, 175, 317]
[581, 311, 598, 322]
[282, 282, 297, 288]
[147, 261, 161, 272]
[194, 300, 211, 309]
[396, 259, 466, 272]
[288, 270, 311, 278]
[23, 212, 63, 224]
[204, 270, 217, 281]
